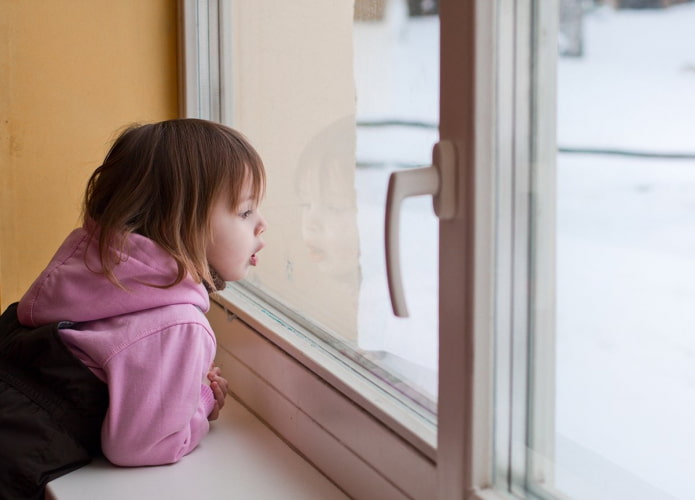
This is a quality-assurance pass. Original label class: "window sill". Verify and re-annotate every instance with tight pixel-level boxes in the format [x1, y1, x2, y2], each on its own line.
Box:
[47, 396, 347, 500]
[207, 287, 437, 499]
[211, 283, 437, 457]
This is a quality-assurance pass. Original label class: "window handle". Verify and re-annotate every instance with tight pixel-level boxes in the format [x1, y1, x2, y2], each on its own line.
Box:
[385, 140, 456, 317]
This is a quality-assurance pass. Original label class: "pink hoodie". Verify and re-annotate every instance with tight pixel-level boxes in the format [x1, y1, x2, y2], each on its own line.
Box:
[18, 226, 217, 466]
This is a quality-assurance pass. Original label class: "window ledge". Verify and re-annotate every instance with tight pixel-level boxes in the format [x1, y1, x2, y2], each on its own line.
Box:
[47, 397, 348, 500]
[211, 284, 437, 458]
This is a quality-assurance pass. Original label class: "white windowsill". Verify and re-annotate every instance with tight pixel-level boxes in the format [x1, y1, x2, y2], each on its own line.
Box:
[47, 396, 348, 500]
[207, 297, 437, 499]
[211, 284, 437, 459]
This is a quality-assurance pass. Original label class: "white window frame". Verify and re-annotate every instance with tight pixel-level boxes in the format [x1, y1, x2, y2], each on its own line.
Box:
[489, 1, 559, 498]
[177, 1, 551, 498]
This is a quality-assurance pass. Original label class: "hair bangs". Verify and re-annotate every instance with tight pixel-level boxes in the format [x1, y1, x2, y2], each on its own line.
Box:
[216, 127, 266, 210]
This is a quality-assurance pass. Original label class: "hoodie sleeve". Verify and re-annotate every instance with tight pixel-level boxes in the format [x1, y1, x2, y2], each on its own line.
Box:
[100, 321, 217, 466]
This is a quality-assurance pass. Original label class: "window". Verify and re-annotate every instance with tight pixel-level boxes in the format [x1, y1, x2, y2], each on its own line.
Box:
[220, 0, 440, 410]
[496, 1, 695, 499]
[180, 0, 496, 497]
[182, 0, 443, 448]
[183, 0, 695, 498]
[180, 1, 448, 495]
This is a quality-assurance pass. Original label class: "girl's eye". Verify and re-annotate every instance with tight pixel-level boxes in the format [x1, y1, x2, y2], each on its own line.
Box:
[240, 210, 253, 219]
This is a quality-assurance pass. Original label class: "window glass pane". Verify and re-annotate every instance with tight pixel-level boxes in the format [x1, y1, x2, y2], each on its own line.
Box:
[224, 0, 439, 410]
[530, 1, 695, 499]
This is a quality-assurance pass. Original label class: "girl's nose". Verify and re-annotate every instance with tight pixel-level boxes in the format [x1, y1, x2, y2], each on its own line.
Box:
[256, 213, 268, 236]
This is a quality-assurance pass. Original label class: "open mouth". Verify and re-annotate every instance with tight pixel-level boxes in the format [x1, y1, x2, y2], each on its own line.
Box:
[250, 242, 265, 267]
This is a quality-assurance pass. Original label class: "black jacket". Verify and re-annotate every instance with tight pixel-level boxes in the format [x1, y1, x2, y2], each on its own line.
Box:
[0, 303, 109, 500]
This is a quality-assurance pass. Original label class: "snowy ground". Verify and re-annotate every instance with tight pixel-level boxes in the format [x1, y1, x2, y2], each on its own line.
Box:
[555, 4, 695, 500]
[354, 1, 695, 499]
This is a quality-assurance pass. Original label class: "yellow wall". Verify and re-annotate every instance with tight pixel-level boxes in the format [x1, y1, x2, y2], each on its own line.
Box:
[0, 0, 179, 309]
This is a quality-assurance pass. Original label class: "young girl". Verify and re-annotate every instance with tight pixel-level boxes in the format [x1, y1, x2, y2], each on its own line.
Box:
[0, 118, 266, 498]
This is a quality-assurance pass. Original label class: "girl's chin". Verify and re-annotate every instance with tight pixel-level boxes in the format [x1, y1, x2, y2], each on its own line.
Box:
[214, 269, 244, 283]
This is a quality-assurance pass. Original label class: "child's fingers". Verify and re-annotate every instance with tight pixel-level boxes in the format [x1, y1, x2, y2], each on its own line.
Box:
[209, 373, 228, 388]
[208, 376, 228, 421]
[211, 381, 226, 408]
[212, 374, 228, 389]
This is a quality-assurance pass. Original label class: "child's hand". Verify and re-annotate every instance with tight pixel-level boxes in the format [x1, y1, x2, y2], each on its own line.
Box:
[207, 365, 229, 421]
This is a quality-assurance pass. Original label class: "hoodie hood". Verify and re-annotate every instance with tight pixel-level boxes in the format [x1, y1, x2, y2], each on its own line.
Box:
[18, 226, 210, 327]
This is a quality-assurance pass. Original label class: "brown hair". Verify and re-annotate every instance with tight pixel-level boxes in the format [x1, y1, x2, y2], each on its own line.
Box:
[83, 118, 265, 289]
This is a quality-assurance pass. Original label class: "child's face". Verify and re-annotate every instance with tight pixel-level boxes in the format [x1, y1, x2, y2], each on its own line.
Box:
[206, 177, 267, 282]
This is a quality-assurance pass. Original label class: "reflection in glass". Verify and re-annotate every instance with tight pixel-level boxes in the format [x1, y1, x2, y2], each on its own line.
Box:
[296, 116, 360, 290]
